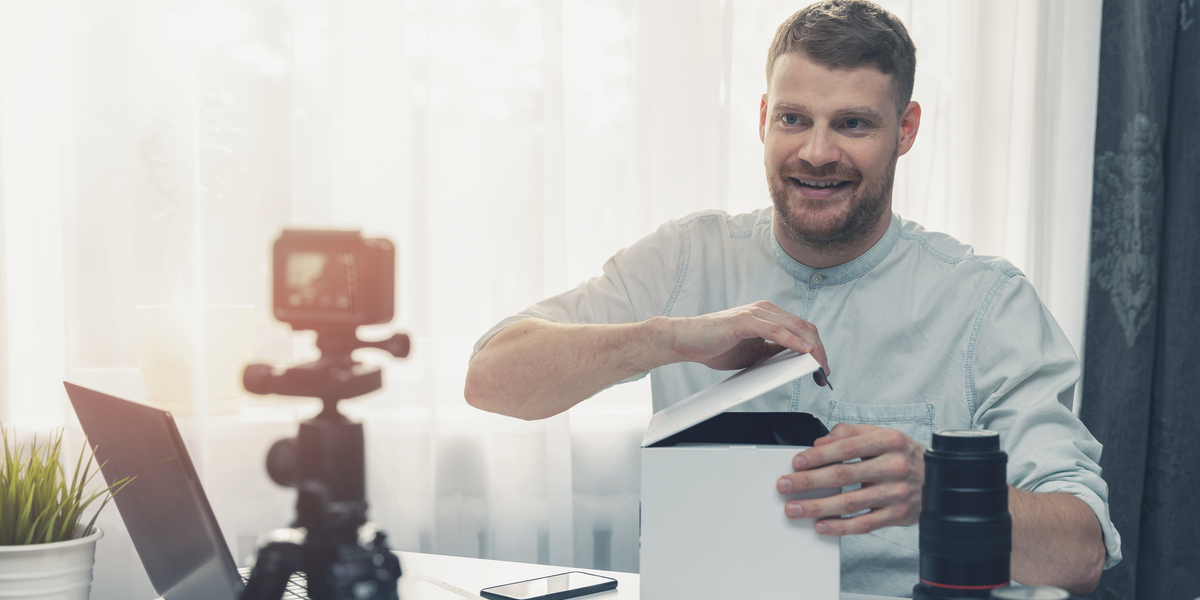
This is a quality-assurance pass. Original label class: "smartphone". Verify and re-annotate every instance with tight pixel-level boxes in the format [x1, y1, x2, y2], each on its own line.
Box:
[480, 571, 618, 600]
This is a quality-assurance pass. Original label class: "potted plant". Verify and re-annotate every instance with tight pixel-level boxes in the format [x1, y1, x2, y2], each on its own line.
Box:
[0, 425, 131, 600]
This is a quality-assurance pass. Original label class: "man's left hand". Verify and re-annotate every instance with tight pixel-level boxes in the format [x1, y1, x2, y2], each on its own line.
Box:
[776, 423, 925, 535]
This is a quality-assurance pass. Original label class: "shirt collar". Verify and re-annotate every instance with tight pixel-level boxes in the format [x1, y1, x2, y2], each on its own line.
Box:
[770, 213, 900, 286]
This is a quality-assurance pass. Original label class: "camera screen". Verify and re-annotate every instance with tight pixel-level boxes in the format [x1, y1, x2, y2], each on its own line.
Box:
[272, 229, 394, 328]
[285, 250, 357, 314]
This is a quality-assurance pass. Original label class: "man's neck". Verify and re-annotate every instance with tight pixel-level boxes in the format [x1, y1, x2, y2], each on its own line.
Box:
[772, 211, 892, 270]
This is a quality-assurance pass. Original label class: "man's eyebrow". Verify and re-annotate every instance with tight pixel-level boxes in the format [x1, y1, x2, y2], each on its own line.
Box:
[833, 106, 886, 121]
[771, 103, 811, 114]
[770, 103, 886, 121]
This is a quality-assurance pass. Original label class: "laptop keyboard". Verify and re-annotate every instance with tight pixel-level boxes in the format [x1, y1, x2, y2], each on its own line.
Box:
[238, 569, 309, 599]
[279, 573, 308, 599]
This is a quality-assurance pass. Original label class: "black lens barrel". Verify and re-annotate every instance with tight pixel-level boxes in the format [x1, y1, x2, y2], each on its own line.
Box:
[913, 430, 1011, 600]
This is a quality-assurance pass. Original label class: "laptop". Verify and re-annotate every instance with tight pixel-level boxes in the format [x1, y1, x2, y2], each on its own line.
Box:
[64, 382, 309, 600]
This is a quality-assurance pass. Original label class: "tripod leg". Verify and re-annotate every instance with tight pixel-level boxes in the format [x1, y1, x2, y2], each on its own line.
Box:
[371, 531, 403, 600]
[303, 534, 404, 600]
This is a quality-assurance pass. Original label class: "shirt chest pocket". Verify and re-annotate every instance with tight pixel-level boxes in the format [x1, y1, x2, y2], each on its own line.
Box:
[827, 400, 935, 449]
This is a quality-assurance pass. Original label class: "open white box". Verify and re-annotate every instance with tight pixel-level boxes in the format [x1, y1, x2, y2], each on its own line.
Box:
[639, 350, 840, 600]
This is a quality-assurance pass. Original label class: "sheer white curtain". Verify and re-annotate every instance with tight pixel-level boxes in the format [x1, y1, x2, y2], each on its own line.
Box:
[0, 1, 1100, 598]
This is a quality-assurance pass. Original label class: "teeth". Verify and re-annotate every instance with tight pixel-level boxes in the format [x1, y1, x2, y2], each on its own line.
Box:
[798, 179, 841, 188]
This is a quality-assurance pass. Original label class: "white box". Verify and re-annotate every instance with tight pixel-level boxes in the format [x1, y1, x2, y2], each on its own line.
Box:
[639, 351, 841, 600]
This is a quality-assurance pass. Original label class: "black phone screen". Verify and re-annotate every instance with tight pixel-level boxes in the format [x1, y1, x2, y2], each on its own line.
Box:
[480, 571, 617, 600]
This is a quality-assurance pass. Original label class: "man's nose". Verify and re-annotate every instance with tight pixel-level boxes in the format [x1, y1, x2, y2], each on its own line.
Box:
[797, 127, 840, 167]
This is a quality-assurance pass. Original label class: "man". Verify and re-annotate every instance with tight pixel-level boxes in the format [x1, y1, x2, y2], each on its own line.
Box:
[465, 1, 1120, 596]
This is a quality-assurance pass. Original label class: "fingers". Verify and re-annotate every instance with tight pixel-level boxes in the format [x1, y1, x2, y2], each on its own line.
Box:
[776, 426, 925, 535]
[738, 302, 830, 376]
[815, 422, 874, 445]
[780, 480, 921, 536]
[808, 344, 831, 380]
[798, 425, 918, 468]
[753, 341, 789, 364]
[795, 427, 890, 470]
[780, 453, 921, 501]
[779, 454, 921, 495]
[781, 479, 918, 522]
[812, 501, 918, 536]
[672, 302, 832, 376]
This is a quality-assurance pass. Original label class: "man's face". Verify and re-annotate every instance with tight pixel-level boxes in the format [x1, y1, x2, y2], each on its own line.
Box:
[759, 52, 919, 252]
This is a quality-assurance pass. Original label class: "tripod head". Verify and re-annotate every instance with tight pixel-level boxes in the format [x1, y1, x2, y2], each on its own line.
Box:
[240, 230, 407, 600]
[242, 325, 409, 529]
[243, 326, 410, 410]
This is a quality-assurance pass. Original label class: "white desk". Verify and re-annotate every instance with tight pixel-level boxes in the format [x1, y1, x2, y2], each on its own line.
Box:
[153, 552, 903, 600]
[396, 551, 902, 600]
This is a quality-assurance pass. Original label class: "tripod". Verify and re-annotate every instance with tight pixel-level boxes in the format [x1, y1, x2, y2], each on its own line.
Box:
[240, 327, 409, 600]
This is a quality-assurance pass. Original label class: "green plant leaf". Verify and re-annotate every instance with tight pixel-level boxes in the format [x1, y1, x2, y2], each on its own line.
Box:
[81, 476, 131, 538]
[0, 425, 129, 545]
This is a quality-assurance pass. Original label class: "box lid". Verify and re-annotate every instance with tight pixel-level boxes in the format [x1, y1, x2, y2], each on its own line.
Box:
[641, 349, 821, 448]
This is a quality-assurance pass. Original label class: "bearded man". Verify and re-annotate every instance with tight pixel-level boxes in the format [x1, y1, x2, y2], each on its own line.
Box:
[464, 1, 1120, 596]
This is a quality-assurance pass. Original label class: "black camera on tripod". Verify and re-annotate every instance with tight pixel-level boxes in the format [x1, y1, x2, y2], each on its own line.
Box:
[241, 229, 409, 600]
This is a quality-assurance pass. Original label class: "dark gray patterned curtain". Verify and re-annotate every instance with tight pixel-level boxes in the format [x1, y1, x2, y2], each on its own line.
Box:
[1080, 1, 1199, 599]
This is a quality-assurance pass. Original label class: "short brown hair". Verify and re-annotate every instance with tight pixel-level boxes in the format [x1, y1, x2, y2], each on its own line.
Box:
[766, 0, 916, 115]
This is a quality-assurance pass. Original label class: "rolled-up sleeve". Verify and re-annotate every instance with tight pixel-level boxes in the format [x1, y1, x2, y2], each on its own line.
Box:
[470, 219, 685, 364]
[970, 275, 1123, 569]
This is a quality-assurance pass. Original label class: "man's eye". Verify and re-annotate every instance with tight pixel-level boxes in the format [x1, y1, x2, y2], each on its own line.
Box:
[844, 118, 864, 129]
[781, 114, 799, 125]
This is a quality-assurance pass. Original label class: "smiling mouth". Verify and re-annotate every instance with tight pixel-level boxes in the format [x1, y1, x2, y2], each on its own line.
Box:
[790, 177, 852, 190]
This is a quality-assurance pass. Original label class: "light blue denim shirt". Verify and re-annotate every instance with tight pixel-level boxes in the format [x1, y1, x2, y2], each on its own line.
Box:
[474, 208, 1121, 597]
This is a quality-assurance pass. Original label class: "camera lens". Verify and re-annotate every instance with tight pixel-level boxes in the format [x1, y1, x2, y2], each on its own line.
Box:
[912, 430, 1011, 600]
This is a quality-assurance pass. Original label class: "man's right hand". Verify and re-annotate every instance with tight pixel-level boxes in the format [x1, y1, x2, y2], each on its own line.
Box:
[667, 301, 830, 382]
[465, 301, 829, 420]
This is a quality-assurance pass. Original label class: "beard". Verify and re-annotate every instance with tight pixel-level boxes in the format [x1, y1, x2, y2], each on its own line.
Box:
[767, 152, 897, 255]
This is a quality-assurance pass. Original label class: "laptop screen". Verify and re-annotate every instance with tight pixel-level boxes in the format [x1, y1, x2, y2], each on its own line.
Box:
[64, 382, 243, 600]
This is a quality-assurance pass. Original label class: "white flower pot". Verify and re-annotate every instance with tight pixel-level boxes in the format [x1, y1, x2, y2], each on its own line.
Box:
[0, 527, 102, 600]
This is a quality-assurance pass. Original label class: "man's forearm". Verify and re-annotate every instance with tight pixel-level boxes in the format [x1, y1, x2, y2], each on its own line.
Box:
[464, 317, 677, 420]
[465, 302, 830, 420]
[1009, 487, 1105, 595]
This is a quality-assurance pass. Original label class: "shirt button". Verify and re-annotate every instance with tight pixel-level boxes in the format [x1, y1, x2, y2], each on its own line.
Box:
[811, 273, 823, 284]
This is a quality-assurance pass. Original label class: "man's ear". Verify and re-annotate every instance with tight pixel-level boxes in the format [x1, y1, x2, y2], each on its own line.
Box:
[759, 94, 768, 143]
[897, 101, 921, 156]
